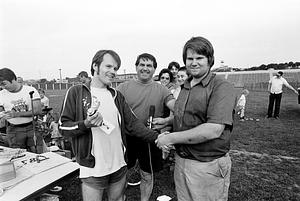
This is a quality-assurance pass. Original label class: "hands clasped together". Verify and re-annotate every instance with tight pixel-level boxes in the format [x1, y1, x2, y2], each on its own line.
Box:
[156, 132, 174, 159]
[152, 117, 175, 159]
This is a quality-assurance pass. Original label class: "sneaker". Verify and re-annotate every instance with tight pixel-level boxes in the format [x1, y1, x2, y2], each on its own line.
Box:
[127, 164, 141, 186]
[50, 186, 62, 192]
[265, 115, 272, 119]
[274, 116, 280, 119]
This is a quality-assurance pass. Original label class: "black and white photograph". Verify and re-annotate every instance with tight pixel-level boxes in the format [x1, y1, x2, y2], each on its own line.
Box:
[0, 0, 299, 200]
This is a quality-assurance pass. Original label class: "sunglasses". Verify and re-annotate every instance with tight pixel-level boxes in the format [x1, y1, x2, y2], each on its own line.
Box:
[160, 76, 170, 80]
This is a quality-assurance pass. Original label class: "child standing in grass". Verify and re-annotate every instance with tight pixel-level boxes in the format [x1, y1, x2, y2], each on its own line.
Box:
[49, 113, 64, 149]
[237, 89, 249, 121]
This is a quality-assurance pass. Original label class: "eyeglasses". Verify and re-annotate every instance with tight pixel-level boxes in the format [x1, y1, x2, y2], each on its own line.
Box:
[160, 76, 170, 80]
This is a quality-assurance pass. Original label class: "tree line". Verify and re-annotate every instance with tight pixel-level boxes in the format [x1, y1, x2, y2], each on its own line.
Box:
[242, 61, 300, 71]
[213, 61, 300, 72]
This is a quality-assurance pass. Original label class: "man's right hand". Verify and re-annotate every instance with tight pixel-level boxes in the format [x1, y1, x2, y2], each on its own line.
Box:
[84, 111, 103, 128]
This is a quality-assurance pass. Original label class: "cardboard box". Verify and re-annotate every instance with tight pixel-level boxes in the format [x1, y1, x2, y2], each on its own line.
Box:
[0, 161, 16, 182]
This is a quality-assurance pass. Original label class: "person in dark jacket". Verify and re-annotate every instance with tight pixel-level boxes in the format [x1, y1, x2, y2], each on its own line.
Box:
[59, 50, 158, 201]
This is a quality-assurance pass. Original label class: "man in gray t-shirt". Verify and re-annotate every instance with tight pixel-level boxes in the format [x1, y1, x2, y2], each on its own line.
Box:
[117, 53, 175, 201]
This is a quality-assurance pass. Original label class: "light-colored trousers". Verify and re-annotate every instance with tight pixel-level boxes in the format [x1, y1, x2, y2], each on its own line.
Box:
[174, 153, 231, 201]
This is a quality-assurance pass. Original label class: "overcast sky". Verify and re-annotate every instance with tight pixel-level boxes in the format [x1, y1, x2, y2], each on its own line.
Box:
[1, 0, 299, 80]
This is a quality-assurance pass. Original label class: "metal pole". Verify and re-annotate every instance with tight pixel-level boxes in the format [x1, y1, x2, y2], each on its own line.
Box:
[59, 68, 62, 83]
[29, 91, 37, 149]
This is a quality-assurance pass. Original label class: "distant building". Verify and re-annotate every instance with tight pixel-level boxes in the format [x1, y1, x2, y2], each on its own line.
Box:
[56, 79, 68, 83]
[116, 73, 137, 80]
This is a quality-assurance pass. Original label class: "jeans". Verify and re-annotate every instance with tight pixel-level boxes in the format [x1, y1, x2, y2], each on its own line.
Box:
[267, 93, 282, 117]
[81, 166, 127, 201]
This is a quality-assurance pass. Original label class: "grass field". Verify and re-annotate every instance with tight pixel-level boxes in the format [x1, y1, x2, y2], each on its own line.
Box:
[45, 89, 300, 201]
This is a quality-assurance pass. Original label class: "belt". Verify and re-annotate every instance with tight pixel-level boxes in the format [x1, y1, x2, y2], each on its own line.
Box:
[176, 146, 228, 162]
[176, 147, 193, 159]
[8, 122, 33, 127]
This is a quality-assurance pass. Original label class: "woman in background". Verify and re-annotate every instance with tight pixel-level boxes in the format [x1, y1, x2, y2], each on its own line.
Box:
[158, 68, 174, 90]
[171, 67, 188, 99]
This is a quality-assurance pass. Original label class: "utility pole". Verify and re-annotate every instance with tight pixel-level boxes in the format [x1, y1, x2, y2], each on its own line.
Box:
[59, 68, 62, 83]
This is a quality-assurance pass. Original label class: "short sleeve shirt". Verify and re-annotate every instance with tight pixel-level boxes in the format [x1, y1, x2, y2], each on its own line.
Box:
[117, 80, 174, 124]
[0, 85, 40, 124]
[269, 76, 288, 94]
[174, 72, 235, 161]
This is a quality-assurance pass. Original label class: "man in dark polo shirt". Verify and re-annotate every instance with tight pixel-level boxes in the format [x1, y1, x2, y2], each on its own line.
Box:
[156, 36, 235, 201]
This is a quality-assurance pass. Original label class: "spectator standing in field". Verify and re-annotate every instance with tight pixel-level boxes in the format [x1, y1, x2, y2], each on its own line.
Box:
[267, 71, 299, 119]
[49, 112, 64, 149]
[171, 67, 188, 99]
[0, 68, 43, 153]
[59, 50, 159, 201]
[156, 36, 236, 201]
[236, 89, 249, 121]
[38, 88, 50, 109]
[158, 68, 174, 90]
[117, 53, 175, 201]
[78, 71, 91, 86]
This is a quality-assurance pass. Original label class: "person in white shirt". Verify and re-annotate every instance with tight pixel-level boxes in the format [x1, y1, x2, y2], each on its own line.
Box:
[236, 89, 249, 121]
[60, 50, 159, 201]
[0, 68, 42, 153]
[267, 71, 298, 119]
